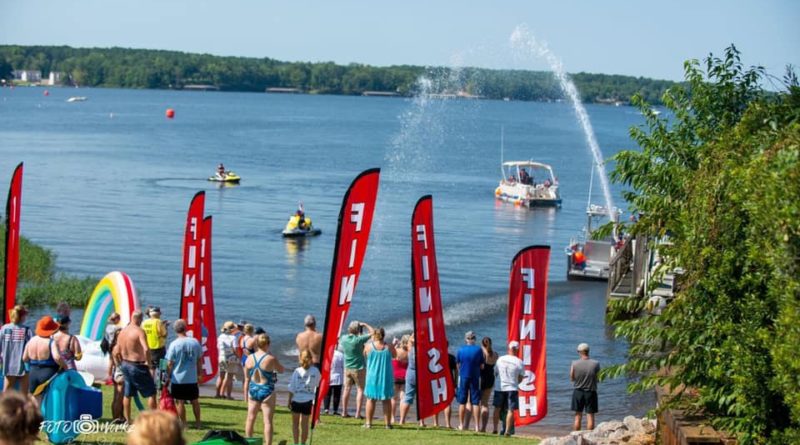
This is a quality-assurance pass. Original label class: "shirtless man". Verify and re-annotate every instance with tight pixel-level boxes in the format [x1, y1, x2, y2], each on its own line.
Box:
[295, 315, 323, 369]
[114, 310, 157, 421]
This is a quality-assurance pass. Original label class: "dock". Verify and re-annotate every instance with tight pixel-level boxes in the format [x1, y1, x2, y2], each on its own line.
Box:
[606, 234, 678, 317]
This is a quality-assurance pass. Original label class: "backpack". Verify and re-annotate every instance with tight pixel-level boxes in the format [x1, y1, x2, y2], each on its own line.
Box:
[100, 337, 110, 355]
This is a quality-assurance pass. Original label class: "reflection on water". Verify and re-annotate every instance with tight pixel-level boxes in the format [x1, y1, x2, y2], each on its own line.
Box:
[284, 237, 310, 265]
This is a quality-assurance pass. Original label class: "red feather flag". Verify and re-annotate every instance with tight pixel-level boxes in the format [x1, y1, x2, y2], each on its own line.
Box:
[198, 215, 218, 383]
[179, 191, 205, 341]
[3, 162, 23, 324]
[411, 195, 453, 419]
[313, 168, 381, 426]
[507, 245, 550, 426]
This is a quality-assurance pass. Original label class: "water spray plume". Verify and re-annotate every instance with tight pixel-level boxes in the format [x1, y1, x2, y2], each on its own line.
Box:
[510, 25, 615, 218]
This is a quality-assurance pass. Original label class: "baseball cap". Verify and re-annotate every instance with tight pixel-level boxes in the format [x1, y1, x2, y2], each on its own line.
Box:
[508, 341, 520, 350]
[577, 343, 590, 352]
[149, 306, 161, 314]
[465, 330, 476, 340]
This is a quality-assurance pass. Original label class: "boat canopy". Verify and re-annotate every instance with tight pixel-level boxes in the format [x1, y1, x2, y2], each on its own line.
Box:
[502, 161, 554, 170]
[501, 160, 557, 183]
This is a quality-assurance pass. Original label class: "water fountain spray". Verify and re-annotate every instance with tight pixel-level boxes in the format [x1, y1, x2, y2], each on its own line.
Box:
[510, 25, 615, 218]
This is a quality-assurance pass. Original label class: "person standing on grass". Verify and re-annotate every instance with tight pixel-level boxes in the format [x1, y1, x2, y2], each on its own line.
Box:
[398, 334, 421, 426]
[107, 327, 125, 422]
[52, 315, 82, 370]
[492, 341, 524, 435]
[363, 327, 396, 429]
[216, 321, 240, 399]
[288, 349, 321, 445]
[456, 330, 484, 432]
[340, 320, 374, 419]
[141, 307, 167, 376]
[165, 320, 202, 429]
[22, 316, 59, 399]
[295, 315, 323, 369]
[323, 342, 344, 415]
[116, 310, 157, 422]
[479, 336, 499, 432]
[0, 305, 32, 394]
[390, 334, 409, 422]
[239, 323, 256, 403]
[244, 333, 284, 445]
[571, 342, 600, 431]
[103, 313, 121, 356]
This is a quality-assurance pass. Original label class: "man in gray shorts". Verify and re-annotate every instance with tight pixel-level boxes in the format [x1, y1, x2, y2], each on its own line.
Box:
[570, 342, 600, 430]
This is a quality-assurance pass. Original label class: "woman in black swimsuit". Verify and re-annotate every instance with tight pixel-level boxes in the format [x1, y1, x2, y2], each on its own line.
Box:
[479, 336, 499, 432]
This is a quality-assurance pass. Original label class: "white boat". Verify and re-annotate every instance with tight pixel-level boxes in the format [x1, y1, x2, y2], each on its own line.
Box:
[495, 161, 561, 207]
[565, 204, 622, 280]
[67, 96, 88, 102]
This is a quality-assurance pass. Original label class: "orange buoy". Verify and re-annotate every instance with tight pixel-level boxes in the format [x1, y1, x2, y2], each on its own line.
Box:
[165, 108, 175, 119]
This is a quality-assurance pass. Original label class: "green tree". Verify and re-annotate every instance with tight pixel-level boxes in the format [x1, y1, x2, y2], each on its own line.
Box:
[604, 46, 800, 444]
[0, 57, 11, 80]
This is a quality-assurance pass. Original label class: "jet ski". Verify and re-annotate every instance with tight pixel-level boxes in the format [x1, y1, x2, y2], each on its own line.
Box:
[282, 213, 321, 237]
[208, 171, 241, 183]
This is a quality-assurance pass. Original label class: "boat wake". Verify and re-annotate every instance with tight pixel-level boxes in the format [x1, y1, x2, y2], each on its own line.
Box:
[279, 280, 602, 357]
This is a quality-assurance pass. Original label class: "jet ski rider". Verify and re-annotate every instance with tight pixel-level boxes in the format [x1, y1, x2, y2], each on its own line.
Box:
[296, 203, 308, 230]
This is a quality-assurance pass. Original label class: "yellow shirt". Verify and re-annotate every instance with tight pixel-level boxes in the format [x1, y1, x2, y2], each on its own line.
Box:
[142, 318, 166, 349]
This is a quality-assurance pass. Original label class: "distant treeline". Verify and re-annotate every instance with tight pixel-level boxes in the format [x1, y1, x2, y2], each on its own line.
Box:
[0, 45, 675, 104]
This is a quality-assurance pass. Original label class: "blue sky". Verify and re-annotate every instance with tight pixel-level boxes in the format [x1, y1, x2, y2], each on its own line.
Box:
[1, 1, 798, 81]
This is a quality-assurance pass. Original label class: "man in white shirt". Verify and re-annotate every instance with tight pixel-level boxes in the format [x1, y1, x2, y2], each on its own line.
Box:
[492, 341, 524, 436]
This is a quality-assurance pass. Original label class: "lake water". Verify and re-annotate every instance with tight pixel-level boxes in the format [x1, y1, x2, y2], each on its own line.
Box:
[0, 86, 653, 433]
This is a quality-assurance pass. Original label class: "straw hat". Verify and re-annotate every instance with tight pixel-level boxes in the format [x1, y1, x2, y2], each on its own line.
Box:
[36, 316, 60, 337]
[221, 321, 236, 333]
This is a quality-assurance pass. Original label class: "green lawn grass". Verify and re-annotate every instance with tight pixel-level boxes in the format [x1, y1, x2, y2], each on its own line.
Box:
[39, 386, 537, 444]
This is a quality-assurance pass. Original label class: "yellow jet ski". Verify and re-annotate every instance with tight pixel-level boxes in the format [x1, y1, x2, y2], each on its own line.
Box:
[208, 171, 241, 183]
[282, 213, 321, 237]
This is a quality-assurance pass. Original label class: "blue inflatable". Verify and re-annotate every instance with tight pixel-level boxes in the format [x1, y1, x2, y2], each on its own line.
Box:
[41, 370, 103, 444]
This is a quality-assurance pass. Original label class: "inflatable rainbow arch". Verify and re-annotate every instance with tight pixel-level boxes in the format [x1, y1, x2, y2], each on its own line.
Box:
[79, 271, 140, 341]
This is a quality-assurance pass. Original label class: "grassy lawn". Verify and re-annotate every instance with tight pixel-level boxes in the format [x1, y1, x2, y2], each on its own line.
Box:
[38, 386, 537, 444]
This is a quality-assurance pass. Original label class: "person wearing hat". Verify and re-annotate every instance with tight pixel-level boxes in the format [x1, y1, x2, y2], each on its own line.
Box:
[570, 343, 600, 431]
[1, 305, 32, 394]
[142, 307, 167, 373]
[456, 330, 485, 432]
[21, 315, 58, 396]
[165, 319, 203, 429]
[216, 321, 241, 399]
[492, 341, 524, 435]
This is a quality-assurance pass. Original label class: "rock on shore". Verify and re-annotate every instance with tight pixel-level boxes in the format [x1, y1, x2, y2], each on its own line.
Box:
[539, 416, 656, 445]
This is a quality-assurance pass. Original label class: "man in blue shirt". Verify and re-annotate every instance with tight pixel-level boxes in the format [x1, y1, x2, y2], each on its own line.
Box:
[166, 319, 203, 428]
[456, 330, 484, 432]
